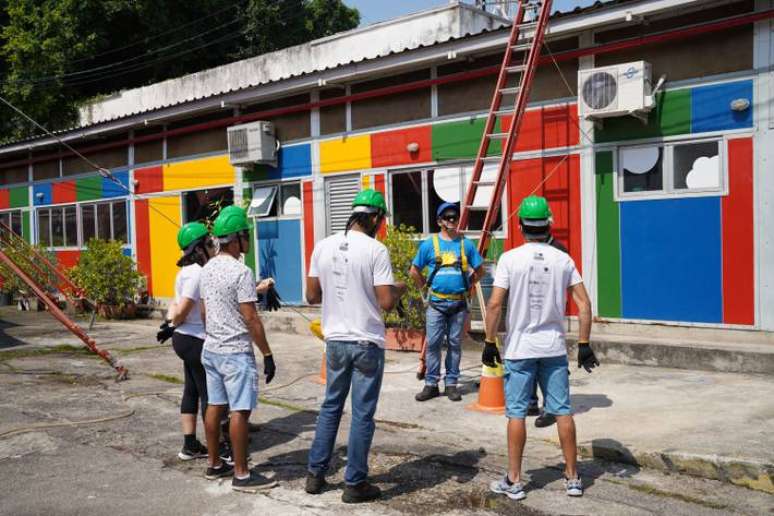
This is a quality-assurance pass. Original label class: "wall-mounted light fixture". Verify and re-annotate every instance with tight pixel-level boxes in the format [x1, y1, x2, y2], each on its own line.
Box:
[406, 142, 419, 153]
[730, 98, 751, 112]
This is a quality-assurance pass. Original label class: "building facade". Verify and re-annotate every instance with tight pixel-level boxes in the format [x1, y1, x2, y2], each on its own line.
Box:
[0, 0, 772, 332]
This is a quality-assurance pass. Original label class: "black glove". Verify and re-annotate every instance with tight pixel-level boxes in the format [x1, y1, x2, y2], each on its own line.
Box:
[263, 354, 276, 384]
[396, 299, 406, 317]
[482, 340, 502, 368]
[577, 342, 600, 373]
[264, 285, 282, 312]
[156, 320, 174, 344]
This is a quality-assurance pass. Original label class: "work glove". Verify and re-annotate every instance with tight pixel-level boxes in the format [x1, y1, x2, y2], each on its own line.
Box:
[263, 354, 276, 384]
[263, 285, 282, 312]
[482, 340, 502, 368]
[577, 342, 600, 373]
[395, 299, 406, 317]
[156, 320, 174, 344]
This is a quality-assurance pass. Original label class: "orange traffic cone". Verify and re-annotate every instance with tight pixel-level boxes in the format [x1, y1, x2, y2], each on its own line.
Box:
[310, 319, 327, 385]
[466, 341, 505, 414]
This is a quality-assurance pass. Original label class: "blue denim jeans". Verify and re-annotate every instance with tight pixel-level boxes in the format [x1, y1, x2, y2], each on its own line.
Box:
[425, 300, 467, 387]
[308, 340, 385, 485]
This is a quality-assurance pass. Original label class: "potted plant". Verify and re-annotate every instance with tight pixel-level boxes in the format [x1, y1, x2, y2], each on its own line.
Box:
[381, 224, 425, 352]
[69, 239, 143, 319]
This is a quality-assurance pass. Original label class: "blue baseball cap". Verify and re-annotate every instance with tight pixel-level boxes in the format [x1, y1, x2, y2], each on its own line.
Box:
[436, 202, 460, 218]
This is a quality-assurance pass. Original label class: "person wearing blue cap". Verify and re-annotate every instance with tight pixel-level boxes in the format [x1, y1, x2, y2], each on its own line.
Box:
[409, 202, 484, 402]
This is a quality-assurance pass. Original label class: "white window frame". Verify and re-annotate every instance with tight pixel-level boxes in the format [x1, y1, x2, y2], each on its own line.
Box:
[615, 136, 727, 202]
[34, 200, 128, 250]
[79, 199, 128, 245]
[35, 204, 79, 250]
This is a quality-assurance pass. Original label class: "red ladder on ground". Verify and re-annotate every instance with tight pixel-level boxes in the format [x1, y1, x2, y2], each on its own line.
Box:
[458, 0, 553, 257]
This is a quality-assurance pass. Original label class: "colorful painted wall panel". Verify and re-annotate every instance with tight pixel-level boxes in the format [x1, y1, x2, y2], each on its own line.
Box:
[432, 118, 500, 161]
[320, 135, 371, 174]
[147, 196, 182, 298]
[722, 138, 754, 325]
[56, 250, 81, 269]
[0, 189, 8, 209]
[135, 166, 164, 194]
[77, 175, 103, 202]
[52, 181, 76, 204]
[102, 170, 130, 198]
[163, 155, 235, 192]
[134, 199, 153, 295]
[244, 144, 312, 182]
[33, 183, 52, 206]
[9, 186, 28, 208]
[371, 126, 432, 168]
[257, 219, 303, 303]
[242, 187, 256, 274]
[620, 197, 722, 323]
[692, 81, 753, 133]
[302, 180, 314, 274]
[594, 151, 622, 318]
[501, 104, 580, 153]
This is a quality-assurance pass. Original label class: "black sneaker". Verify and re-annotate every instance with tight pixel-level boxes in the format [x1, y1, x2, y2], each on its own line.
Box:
[342, 481, 381, 503]
[178, 440, 208, 460]
[232, 471, 278, 493]
[445, 385, 462, 402]
[205, 462, 234, 480]
[415, 385, 440, 402]
[535, 411, 557, 428]
[305, 472, 326, 494]
[527, 404, 540, 417]
[219, 441, 234, 466]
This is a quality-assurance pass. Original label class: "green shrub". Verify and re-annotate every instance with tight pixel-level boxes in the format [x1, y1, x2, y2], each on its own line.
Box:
[381, 224, 425, 330]
[0, 244, 57, 294]
[69, 239, 142, 310]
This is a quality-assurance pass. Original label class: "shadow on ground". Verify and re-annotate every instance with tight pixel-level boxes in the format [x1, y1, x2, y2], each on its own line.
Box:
[571, 393, 613, 415]
[0, 319, 26, 349]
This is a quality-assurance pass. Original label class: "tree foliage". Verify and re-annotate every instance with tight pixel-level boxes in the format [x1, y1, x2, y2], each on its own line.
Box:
[0, 0, 360, 141]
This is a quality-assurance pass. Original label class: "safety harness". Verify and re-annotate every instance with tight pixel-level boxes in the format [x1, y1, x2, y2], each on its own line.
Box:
[424, 234, 470, 311]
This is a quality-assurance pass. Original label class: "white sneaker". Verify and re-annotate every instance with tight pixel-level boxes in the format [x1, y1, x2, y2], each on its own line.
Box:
[489, 475, 526, 500]
[565, 475, 583, 497]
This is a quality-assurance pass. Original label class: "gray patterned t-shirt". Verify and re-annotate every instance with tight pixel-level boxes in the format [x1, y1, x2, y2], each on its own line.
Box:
[201, 254, 258, 354]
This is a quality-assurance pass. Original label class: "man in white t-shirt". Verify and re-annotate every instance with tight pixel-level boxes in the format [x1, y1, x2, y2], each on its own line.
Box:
[483, 196, 598, 501]
[305, 189, 406, 504]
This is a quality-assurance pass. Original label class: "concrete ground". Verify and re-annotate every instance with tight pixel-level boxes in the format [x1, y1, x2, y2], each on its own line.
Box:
[1, 307, 773, 515]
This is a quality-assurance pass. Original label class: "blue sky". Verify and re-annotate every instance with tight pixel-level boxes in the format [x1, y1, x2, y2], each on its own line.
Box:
[343, 1, 600, 26]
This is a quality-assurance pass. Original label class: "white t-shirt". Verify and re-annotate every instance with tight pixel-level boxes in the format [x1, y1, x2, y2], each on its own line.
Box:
[309, 230, 394, 347]
[200, 254, 258, 354]
[173, 264, 205, 340]
[492, 242, 583, 360]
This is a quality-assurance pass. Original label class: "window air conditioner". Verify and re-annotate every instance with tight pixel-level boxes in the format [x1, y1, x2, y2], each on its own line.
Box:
[227, 121, 279, 167]
[578, 61, 658, 121]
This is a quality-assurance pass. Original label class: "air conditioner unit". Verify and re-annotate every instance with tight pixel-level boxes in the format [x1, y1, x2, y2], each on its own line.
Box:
[578, 61, 656, 120]
[227, 121, 278, 167]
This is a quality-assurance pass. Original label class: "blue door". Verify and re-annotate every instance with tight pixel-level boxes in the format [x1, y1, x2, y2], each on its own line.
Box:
[256, 218, 303, 304]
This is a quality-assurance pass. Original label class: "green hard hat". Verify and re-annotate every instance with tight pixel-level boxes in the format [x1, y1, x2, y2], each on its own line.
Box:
[212, 205, 250, 237]
[352, 189, 387, 214]
[177, 222, 208, 251]
[518, 196, 552, 226]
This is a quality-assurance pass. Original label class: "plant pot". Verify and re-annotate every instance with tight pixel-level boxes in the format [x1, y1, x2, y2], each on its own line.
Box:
[384, 328, 425, 352]
[97, 302, 138, 320]
[0, 292, 12, 306]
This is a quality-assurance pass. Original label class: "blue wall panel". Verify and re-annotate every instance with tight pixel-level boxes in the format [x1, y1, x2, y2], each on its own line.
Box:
[691, 80, 753, 133]
[257, 218, 303, 304]
[620, 197, 722, 323]
[33, 183, 52, 205]
[102, 170, 130, 198]
[263, 144, 312, 180]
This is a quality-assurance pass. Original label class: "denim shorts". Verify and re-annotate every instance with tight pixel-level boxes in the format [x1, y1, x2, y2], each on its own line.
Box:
[504, 355, 571, 419]
[201, 349, 258, 411]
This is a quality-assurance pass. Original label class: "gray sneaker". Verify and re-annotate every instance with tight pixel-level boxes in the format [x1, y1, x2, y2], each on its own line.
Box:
[489, 475, 526, 500]
[565, 476, 583, 497]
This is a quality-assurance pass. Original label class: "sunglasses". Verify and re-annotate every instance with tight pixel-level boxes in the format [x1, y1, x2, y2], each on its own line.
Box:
[441, 214, 459, 222]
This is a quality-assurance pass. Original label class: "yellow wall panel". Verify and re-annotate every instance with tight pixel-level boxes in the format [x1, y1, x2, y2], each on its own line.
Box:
[148, 195, 181, 298]
[163, 154, 235, 191]
[320, 135, 371, 174]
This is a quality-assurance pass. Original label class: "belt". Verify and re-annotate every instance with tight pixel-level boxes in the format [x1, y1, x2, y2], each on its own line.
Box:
[429, 289, 466, 301]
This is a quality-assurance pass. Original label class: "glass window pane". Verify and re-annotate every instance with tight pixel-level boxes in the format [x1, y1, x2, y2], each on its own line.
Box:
[11, 211, 22, 236]
[82, 204, 95, 244]
[51, 208, 64, 247]
[184, 187, 233, 223]
[112, 201, 127, 243]
[391, 171, 423, 232]
[427, 168, 461, 232]
[248, 186, 278, 218]
[64, 206, 77, 247]
[37, 210, 50, 247]
[281, 183, 302, 216]
[97, 203, 111, 240]
[621, 146, 663, 193]
[673, 141, 720, 190]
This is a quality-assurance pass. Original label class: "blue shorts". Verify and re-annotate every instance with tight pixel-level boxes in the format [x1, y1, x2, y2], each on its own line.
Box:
[504, 355, 571, 419]
[201, 350, 258, 411]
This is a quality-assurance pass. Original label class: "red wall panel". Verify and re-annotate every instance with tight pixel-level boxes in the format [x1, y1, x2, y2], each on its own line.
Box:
[501, 104, 579, 153]
[371, 126, 432, 168]
[0, 189, 9, 210]
[722, 138, 755, 325]
[302, 180, 315, 275]
[373, 174, 387, 240]
[56, 250, 81, 269]
[52, 181, 77, 204]
[134, 166, 164, 195]
[134, 199, 153, 295]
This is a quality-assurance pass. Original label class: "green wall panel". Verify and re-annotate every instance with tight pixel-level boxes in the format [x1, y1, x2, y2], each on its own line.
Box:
[243, 187, 256, 274]
[595, 151, 621, 318]
[243, 165, 269, 183]
[467, 237, 504, 261]
[77, 176, 103, 202]
[21, 211, 31, 242]
[9, 186, 28, 208]
[432, 118, 501, 161]
[594, 89, 691, 143]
